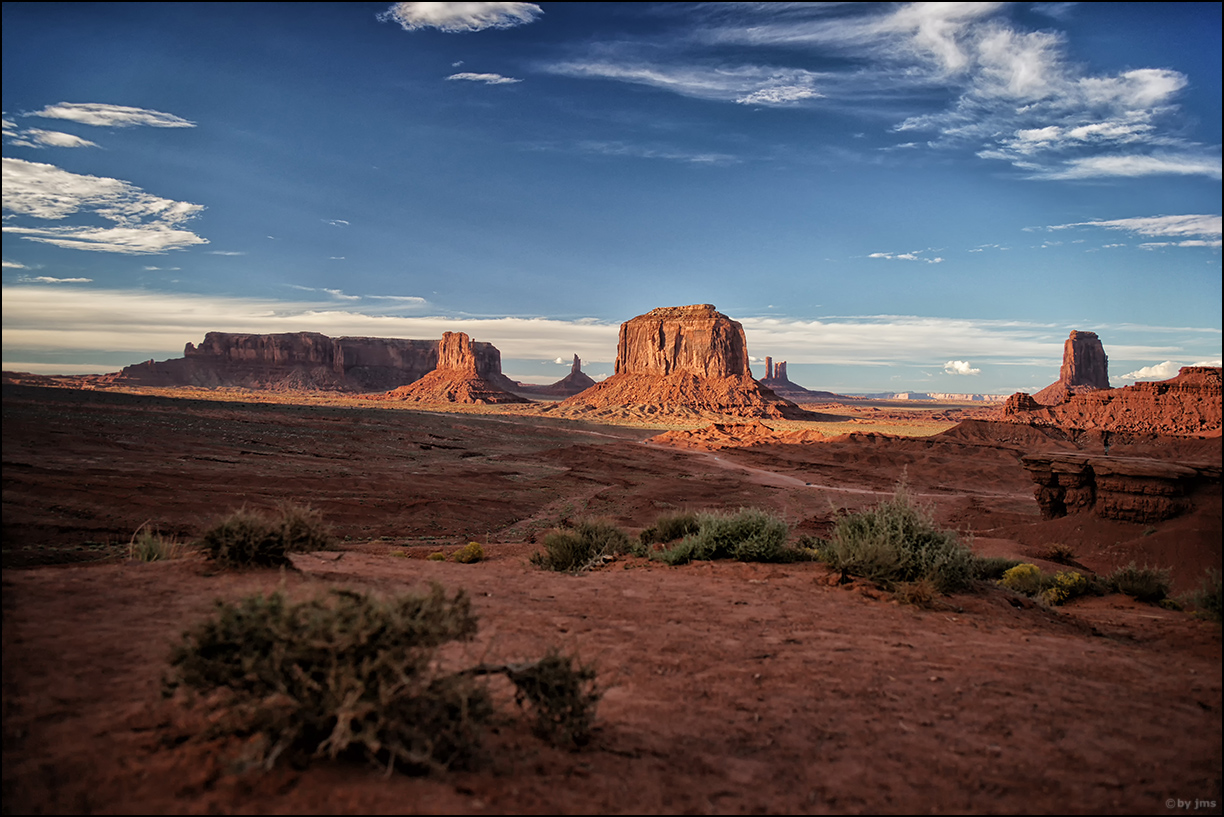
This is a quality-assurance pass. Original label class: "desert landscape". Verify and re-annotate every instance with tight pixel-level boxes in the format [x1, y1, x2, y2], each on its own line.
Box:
[3, 304, 1220, 815]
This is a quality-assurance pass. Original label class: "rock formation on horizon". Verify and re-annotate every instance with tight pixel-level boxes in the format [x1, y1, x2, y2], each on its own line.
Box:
[100, 331, 520, 393]
[756, 357, 848, 404]
[558, 304, 805, 418]
[373, 331, 528, 404]
[1031, 330, 1110, 405]
[513, 354, 598, 398]
[1000, 365, 1221, 437]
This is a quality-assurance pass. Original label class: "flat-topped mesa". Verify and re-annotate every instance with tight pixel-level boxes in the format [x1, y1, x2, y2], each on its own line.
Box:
[615, 304, 751, 379]
[560, 304, 806, 419]
[111, 330, 517, 392]
[1032, 330, 1110, 405]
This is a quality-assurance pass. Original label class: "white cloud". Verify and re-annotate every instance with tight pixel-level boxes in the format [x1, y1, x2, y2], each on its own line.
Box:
[377, 2, 541, 32]
[868, 250, 944, 264]
[1040, 153, 1222, 180]
[3, 259, 28, 269]
[1119, 360, 1181, 381]
[16, 275, 93, 283]
[4, 127, 99, 149]
[554, 356, 566, 364]
[575, 140, 737, 165]
[29, 102, 194, 128]
[207, 251, 245, 256]
[2, 158, 206, 254]
[1048, 214, 1221, 241]
[446, 72, 522, 85]
[546, 61, 826, 107]
[944, 360, 981, 375]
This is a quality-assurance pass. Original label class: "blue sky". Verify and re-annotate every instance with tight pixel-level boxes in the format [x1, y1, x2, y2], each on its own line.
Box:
[3, 2, 1220, 394]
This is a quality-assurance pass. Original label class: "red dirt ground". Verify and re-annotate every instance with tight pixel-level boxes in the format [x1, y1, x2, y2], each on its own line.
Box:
[3, 383, 1220, 814]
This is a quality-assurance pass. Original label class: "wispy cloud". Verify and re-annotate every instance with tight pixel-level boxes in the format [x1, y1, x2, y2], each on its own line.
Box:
[4, 287, 1219, 379]
[378, 2, 541, 33]
[446, 72, 522, 85]
[3, 259, 29, 269]
[28, 102, 195, 128]
[322, 218, 350, 227]
[545, 4, 1219, 179]
[576, 140, 737, 165]
[867, 250, 945, 264]
[207, 250, 245, 256]
[4, 121, 99, 149]
[1048, 214, 1221, 248]
[2, 158, 207, 254]
[15, 275, 93, 283]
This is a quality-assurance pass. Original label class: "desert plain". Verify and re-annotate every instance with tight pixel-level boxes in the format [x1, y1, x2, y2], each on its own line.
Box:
[2, 374, 1220, 815]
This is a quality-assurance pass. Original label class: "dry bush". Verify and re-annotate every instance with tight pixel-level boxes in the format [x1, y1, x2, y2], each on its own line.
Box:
[638, 512, 701, 547]
[200, 502, 332, 567]
[1107, 562, 1171, 604]
[532, 518, 632, 572]
[894, 577, 940, 608]
[166, 584, 602, 775]
[128, 522, 191, 562]
[1186, 569, 1222, 623]
[817, 486, 975, 593]
[451, 542, 485, 563]
[1039, 543, 1077, 564]
[649, 508, 797, 566]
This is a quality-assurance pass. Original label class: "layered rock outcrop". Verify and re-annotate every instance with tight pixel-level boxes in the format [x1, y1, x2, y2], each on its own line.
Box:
[1001, 366, 1222, 437]
[105, 331, 519, 393]
[757, 358, 846, 404]
[559, 305, 804, 418]
[1032, 330, 1110, 405]
[372, 332, 528, 404]
[1020, 452, 1219, 523]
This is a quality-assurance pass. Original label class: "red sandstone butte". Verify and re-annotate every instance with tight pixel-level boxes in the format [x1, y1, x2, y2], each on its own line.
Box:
[1032, 329, 1111, 405]
[514, 355, 598, 397]
[373, 332, 528, 404]
[559, 304, 804, 418]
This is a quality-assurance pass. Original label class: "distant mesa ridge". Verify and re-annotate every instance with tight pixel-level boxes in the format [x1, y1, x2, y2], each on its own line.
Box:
[559, 304, 808, 418]
[371, 331, 527, 404]
[513, 354, 597, 397]
[999, 327, 1220, 436]
[108, 330, 520, 394]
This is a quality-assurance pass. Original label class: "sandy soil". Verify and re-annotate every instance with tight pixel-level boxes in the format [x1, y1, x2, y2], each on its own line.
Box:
[3, 383, 1221, 814]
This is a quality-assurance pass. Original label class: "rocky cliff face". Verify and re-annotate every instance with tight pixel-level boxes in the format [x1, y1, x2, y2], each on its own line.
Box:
[109, 331, 517, 393]
[1032, 330, 1110, 405]
[371, 332, 527, 404]
[614, 304, 752, 379]
[1020, 452, 1218, 523]
[560, 305, 804, 419]
[1001, 366, 1221, 437]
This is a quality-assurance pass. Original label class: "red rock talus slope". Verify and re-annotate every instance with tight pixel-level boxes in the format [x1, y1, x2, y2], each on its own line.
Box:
[559, 304, 804, 419]
[96, 331, 518, 393]
[1001, 366, 1222, 437]
[649, 420, 826, 450]
[371, 331, 528, 404]
[1032, 329, 1110, 405]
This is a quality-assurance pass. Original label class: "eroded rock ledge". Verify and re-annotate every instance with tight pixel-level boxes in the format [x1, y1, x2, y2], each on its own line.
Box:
[1020, 452, 1220, 523]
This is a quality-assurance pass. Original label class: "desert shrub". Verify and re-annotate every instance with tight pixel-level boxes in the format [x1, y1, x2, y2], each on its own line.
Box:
[166, 583, 602, 774]
[639, 512, 701, 546]
[531, 518, 632, 572]
[1107, 562, 1171, 603]
[973, 556, 1024, 581]
[201, 502, 332, 567]
[504, 648, 600, 747]
[1041, 570, 1089, 606]
[999, 563, 1045, 596]
[1186, 569, 1222, 623]
[998, 564, 1091, 606]
[650, 508, 792, 565]
[816, 488, 976, 593]
[128, 523, 190, 562]
[451, 542, 485, 564]
[894, 577, 940, 608]
[426, 551, 447, 561]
